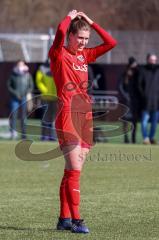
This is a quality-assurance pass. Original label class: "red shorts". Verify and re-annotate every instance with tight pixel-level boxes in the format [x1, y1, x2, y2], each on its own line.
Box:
[55, 111, 93, 149]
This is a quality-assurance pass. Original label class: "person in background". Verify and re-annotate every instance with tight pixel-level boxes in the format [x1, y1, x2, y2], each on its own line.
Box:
[36, 60, 57, 141]
[7, 60, 33, 139]
[119, 57, 141, 143]
[138, 53, 159, 144]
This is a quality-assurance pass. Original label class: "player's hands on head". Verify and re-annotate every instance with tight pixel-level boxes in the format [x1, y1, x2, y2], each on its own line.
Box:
[67, 10, 93, 25]
[68, 10, 78, 20]
[77, 12, 93, 25]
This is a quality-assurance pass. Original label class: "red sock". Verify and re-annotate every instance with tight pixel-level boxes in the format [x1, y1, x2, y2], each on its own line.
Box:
[59, 169, 71, 218]
[66, 170, 81, 220]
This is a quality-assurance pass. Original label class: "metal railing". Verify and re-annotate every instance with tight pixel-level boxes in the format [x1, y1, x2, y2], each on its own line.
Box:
[0, 30, 159, 63]
[0, 32, 54, 62]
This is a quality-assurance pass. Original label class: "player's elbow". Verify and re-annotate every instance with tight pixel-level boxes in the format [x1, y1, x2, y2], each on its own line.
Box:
[111, 39, 117, 48]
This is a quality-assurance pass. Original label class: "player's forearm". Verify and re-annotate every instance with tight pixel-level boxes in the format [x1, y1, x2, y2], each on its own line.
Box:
[50, 16, 71, 52]
[92, 22, 117, 47]
[56, 16, 71, 42]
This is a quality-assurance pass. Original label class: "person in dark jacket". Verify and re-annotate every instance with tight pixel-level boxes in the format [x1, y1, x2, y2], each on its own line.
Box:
[7, 60, 33, 139]
[119, 57, 141, 143]
[138, 53, 159, 144]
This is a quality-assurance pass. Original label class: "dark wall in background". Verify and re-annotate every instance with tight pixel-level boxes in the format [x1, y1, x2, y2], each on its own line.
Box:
[0, 62, 125, 118]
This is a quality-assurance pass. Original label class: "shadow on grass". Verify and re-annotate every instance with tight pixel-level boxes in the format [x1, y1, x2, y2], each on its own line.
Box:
[0, 225, 59, 232]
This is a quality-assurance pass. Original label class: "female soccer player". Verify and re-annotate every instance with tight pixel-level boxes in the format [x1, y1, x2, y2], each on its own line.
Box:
[49, 10, 117, 233]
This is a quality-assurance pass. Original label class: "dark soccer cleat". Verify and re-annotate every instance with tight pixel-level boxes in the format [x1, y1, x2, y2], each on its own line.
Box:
[56, 218, 72, 230]
[71, 219, 89, 234]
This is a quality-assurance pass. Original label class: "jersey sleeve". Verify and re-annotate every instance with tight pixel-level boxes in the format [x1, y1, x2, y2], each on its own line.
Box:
[48, 16, 71, 62]
[85, 22, 117, 63]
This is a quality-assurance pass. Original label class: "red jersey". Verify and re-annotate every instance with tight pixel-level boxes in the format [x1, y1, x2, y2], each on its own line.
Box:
[49, 16, 117, 112]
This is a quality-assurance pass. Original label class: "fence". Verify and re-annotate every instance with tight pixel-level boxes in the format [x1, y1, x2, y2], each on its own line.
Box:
[0, 32, 53, 62]
[0, 30, 159, 63]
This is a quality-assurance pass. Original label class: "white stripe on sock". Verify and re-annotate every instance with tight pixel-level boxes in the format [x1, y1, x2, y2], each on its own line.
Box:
[73, 189, 80, 192]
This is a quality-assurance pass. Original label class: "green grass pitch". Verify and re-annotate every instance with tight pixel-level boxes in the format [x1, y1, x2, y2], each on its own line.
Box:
[0, 141, 159, 240]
